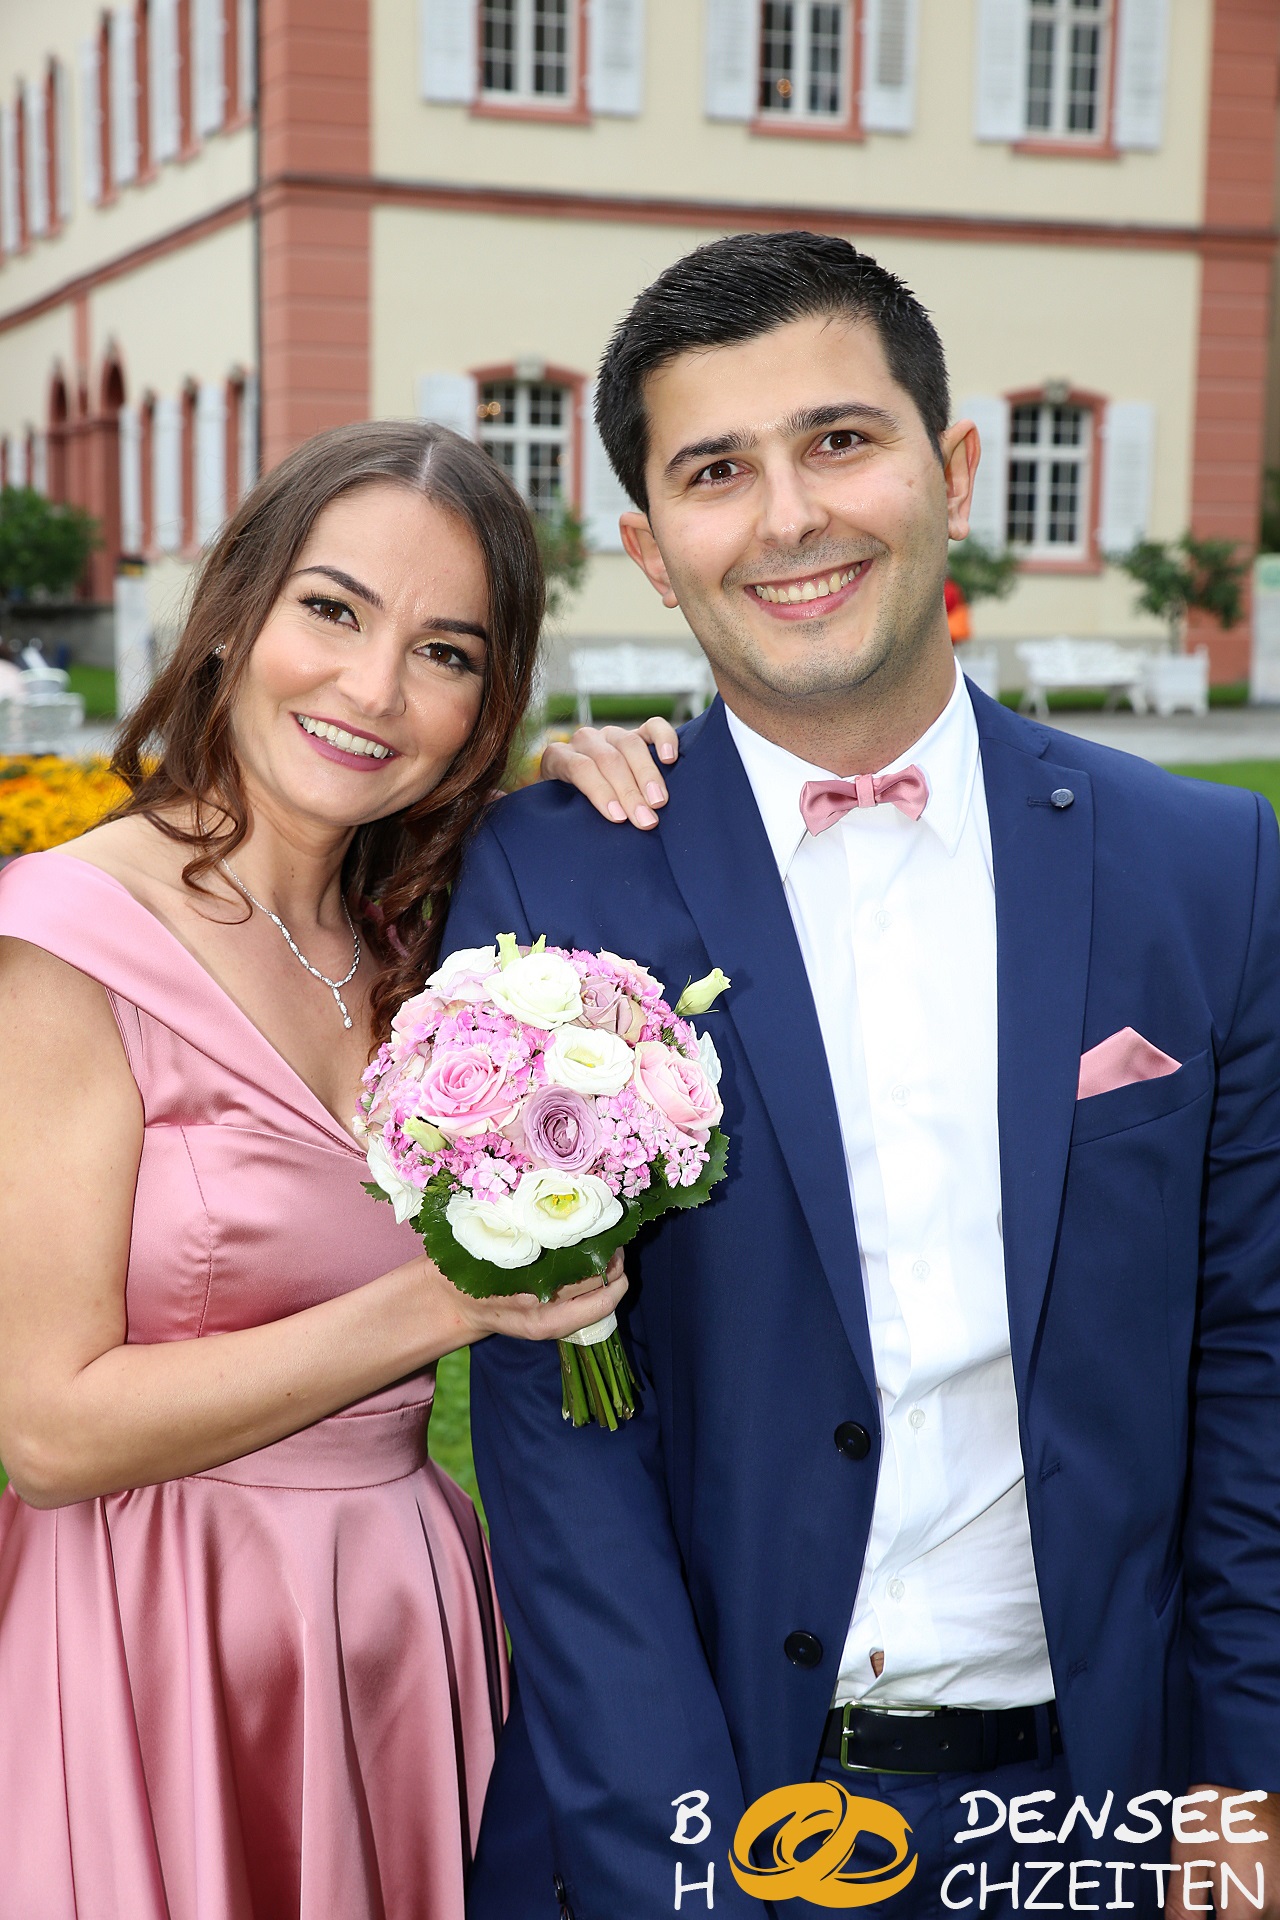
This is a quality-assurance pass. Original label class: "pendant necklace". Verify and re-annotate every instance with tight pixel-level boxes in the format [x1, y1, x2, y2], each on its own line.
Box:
[220, 858, 361, 1029]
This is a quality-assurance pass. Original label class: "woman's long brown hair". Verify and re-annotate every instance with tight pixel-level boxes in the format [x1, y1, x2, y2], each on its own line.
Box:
[110, 419, 544, 1046]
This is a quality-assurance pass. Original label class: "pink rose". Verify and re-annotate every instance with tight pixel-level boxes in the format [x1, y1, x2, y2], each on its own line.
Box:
[415, 1044, 522, 1140]
[632, 1042, 723, 1143]
[579, 975, 645, 1043]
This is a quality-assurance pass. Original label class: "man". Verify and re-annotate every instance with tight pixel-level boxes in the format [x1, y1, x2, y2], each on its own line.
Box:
[451, 232, 1280, 1918]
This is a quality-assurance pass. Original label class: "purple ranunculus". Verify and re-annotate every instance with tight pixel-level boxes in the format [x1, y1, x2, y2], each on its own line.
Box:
[523, 1083, 603, 1174]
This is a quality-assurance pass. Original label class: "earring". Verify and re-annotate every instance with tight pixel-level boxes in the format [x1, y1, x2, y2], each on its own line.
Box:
[212, 644, 226, 658]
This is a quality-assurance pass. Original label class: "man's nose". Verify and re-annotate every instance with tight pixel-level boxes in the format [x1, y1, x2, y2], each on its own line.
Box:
[754, 459, 828, 550]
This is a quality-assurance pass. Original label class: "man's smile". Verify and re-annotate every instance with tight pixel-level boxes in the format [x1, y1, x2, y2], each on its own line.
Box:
[743, 558, 874, 620]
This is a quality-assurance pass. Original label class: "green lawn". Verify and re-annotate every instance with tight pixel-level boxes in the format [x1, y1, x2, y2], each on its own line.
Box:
[66, 664, 117, 721]
[1164, 759, 1280, 815]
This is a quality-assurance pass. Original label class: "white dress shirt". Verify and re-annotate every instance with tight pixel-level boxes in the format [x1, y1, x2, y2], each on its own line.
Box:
[725, 666, 1054, 1710]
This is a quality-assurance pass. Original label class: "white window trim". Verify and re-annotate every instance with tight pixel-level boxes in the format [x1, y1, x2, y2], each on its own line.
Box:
[480, 0, 579, 108]
[757, 0, 855, 127]
[1005, 398, 1094, 561]
[477, 375, 575, 514]
[1024, 0, 1113, 143]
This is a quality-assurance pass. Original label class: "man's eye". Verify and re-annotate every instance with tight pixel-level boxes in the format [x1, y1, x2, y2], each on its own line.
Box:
[819, 431, 862, 454]
[693, 460, 741, 487]
[301, 595, 357, 627]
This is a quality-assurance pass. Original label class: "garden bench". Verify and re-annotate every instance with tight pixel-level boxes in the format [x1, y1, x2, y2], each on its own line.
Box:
[1016, 638, 1147, 718]
[569, 643, 714, 726]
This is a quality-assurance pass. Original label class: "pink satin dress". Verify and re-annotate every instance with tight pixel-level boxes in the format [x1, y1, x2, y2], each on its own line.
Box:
[0, 850, 508, 1920]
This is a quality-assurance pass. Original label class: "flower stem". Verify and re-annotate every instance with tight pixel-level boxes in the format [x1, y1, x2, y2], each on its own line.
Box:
[558, 1331, 637, 1430]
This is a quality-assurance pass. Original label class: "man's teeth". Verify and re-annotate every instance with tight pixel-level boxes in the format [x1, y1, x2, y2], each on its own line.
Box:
[752, 563, 865, 605]
[297, 715, 393, 759]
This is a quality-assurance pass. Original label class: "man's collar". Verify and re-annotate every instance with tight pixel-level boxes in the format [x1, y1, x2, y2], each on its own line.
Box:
[723, 659, 979, 878]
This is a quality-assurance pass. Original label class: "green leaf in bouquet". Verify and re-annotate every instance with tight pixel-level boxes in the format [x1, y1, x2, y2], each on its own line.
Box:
[632, 1126, 729, 1225]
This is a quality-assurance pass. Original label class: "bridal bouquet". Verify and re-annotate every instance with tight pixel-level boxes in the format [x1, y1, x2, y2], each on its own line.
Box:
[356, 935, 729, 1429]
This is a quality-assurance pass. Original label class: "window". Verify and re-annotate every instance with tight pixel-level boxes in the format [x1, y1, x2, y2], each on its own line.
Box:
[1006, 401, 1092, 558]
[1025, 0, 1109, 139]
[481, 0, 574, 102]
[758, 1, 850, 123]
[478, 379, 571, 515]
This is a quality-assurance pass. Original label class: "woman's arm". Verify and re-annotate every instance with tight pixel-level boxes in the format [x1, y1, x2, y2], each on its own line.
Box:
[0, 938, 624, 1509]
[540, 717, 679, 829]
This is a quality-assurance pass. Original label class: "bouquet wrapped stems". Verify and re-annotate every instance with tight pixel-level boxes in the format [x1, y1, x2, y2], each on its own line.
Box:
[559, 1315, 637, 1430]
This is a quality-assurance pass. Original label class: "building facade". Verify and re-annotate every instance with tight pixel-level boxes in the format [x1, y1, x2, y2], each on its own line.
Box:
[0, 0, 1276, 680]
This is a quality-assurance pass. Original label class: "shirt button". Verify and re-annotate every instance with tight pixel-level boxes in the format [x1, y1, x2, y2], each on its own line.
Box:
[912, 1259, 930, 1281]
[888, 1578, 906, 1602]
[909, 1407, 926, 1431]
[875, 910, 891, 931]
[891, 1085, 909, 1106]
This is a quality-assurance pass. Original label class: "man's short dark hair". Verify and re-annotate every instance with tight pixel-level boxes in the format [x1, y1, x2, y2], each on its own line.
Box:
[594, 231, 951, 515]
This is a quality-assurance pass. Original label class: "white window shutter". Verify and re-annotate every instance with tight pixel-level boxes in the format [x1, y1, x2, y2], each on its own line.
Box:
[973, 0, 1027, 142]
[78, 37, 103, 203]
[111, 9, 140, 186]
[150, 0, 181, 161]
[119, 404, 143, 552]
[582, 383, 631, 552]
[195, 383, 227, 543]
[237, 372, 259, 499]
[30, 431, 47, 495]
[1113, 0, 1168, 151]
[1099, 401, 1155, 554]
[704, 0, 756, 121]
[588, 0, 645, 116]
[238, 0, 257, 109]
[54, 62, 73, 221]
[194, 0, 227, 136]
[0, 110, 19, 254]
[154, 396, 183, 550]
[24, 84, 49, 237]
[416, 371, 479, 439]
[420, 0, 478, 104]
[861, 0, 918, 134]
[7, 434, 27, 489]
[960, 395, 1010, 548]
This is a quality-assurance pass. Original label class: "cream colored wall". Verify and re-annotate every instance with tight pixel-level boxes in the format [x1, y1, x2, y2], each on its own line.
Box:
[0, 301, 74, 440]
[373, 0, 1212, 229]
[0, 0, 253, 323]
[372, 202, 1198, 659]
[88, 215, 255, 397]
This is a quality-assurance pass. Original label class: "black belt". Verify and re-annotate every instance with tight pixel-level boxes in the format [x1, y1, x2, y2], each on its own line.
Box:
[820, 1701, 1061, 1775]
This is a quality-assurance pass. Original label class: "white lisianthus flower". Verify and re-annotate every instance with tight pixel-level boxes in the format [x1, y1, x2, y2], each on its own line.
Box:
[512, 1168, 624, 1249]
[675, 967, 731, 1017]
[426, 946, 500, 999]
[545, 1024, 635, 1096]
[697, 1030, 723, 1088]
[445, 1193, 540, 1269]
[365, 1133, 426, 1226]
[487, 951, 584, 1028]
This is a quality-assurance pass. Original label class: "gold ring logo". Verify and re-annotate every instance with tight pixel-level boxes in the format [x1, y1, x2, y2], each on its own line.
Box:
[729, 1784, 918, 1908]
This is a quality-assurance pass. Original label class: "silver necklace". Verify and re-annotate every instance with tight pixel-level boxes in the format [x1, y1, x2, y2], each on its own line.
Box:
[220, 858, 361, 1030]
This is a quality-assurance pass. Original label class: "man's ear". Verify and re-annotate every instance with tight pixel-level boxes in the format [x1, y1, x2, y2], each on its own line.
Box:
[620, 512, 680, 609]
[941, 420, 980, 543]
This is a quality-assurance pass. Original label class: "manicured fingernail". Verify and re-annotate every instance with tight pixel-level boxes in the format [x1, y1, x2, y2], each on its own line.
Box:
[646, 782, 665, 805]
[607, 801, 626, 821]
[659, 743, 677, 761]
[636, 806, 659, 827]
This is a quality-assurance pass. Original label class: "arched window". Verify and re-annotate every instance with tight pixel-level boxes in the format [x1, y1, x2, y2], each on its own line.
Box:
[181, 379, 198, 550]
[47, 371, 69, 502]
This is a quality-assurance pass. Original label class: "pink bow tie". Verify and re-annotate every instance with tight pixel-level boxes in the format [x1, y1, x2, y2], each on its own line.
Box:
[800, 767, 929, 835]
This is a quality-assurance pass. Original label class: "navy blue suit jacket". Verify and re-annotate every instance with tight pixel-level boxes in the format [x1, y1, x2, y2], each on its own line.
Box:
[449, 688, 1280, 1919]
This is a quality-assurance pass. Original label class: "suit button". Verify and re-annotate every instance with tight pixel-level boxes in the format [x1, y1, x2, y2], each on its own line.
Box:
[784, 1631, 824, 1668]
[834, 1421, 871, 1460]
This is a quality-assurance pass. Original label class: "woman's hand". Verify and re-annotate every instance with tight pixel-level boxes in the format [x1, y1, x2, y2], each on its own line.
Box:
[443, 1252, 629, 1344]
[540, 718, 680, 829]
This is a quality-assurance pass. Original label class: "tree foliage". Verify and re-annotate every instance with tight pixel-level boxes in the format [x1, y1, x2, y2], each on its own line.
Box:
[1114, 533, 1247, 644]
[0, 487, 98, 605]
[535, 502, 590, 623]
[947, 536, 1020, 606]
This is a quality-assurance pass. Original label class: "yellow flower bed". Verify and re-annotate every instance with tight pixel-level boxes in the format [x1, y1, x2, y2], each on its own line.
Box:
[0, 756, 128, 856]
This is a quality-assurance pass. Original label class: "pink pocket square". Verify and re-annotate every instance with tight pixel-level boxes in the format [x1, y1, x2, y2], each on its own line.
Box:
[1078, 1028, 1181, 1100]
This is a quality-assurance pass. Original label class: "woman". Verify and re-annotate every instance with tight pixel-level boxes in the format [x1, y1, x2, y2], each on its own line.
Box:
[0, 420, 677, 1920]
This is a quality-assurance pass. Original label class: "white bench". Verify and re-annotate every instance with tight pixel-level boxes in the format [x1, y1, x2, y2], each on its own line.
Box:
[570, 643, 714, 726]
[1016, 638, 1149, 718]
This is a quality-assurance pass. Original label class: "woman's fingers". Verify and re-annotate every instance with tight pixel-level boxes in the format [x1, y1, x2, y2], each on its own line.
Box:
[538, 722, 676, 829]
[634, 716, 680, 766]
[481, 1272, 629, 1343]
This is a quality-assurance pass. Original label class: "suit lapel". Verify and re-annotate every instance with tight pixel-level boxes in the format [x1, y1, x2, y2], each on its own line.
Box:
[973, 691, 1095, 1387]
[659, 702, 876, 1392]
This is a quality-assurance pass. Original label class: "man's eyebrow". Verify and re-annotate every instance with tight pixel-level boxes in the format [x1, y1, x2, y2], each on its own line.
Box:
[291, 564, 385, 610]
[291, 566, 488, 644]
[663, 402, 899, 480]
